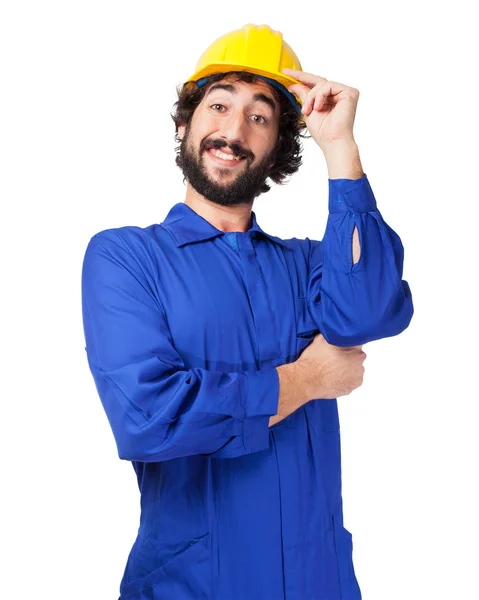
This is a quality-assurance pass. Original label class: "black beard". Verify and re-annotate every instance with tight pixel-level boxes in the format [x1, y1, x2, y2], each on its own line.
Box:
[177, 127, 275, 207]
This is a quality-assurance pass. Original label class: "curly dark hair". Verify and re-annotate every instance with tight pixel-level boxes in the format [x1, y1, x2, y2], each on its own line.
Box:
[170, 71, 309, 193]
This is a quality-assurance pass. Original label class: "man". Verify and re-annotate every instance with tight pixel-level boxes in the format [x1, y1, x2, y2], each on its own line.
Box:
[81, 24, 413, 600]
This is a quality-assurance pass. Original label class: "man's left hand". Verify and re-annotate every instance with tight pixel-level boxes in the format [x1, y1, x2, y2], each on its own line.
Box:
[283, 68, 359, 152]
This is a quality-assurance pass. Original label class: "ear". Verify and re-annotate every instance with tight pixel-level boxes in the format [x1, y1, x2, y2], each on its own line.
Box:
[178, 124, 186, 141]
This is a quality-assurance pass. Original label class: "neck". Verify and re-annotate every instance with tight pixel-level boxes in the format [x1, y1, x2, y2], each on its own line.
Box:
[183, 184, 254, 233]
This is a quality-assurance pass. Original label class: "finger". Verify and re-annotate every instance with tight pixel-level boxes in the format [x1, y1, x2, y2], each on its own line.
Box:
[313, 88, 335, 111]
[301, 84, 332, 115]
[287, 82, 310, 105]
[306, 81, 348, 114]
[301, 86, 318, 115]
[319, 80, 348, 98]
[282, 68, 328, 88]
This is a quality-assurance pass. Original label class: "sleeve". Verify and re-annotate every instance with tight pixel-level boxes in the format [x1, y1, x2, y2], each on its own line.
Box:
[81, 232, 279, 462]
[306, 173, 414, 346]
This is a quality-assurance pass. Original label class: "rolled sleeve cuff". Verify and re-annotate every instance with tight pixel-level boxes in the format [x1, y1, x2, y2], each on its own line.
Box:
[328, 173, 377, 214]
[242, 367, 279, 453]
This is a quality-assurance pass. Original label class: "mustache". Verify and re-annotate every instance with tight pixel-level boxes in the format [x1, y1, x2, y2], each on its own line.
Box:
[202, 138, 253, 161]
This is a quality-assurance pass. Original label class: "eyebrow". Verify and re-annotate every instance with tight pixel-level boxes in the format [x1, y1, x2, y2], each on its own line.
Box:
[205, 83, 276, 114]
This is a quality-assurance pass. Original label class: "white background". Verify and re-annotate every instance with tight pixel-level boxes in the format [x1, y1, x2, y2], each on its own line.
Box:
[2, 1, 478, 598]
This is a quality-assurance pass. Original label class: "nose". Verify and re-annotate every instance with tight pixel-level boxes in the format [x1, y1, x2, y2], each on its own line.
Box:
[219, 110, 247, 146]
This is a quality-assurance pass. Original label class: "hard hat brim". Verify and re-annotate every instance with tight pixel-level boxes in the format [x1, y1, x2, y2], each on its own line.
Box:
[185, 63, 303, 107]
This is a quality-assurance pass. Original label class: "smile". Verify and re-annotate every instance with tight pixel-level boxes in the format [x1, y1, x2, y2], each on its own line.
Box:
[206, 148, 247, 167]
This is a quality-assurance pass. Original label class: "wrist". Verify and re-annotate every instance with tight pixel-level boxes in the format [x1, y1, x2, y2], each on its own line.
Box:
[290, 360, 314, 403]
[321, 137, 357, 155]
[322, 139, 364, 180]
[272, 363, 309, 421]
[281, 361, 313, 405]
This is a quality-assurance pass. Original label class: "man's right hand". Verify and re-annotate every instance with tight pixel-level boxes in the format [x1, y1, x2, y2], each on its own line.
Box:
[296, 332, 367, 400]
[271, 334, 367, 427]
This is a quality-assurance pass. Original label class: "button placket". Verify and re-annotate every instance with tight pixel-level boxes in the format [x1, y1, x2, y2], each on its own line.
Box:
[237, 233, 281, 365]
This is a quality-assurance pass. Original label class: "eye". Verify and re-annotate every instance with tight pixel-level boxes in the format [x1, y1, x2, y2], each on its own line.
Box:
[250, 114, 267, 125]
[210, 103, 226, 112]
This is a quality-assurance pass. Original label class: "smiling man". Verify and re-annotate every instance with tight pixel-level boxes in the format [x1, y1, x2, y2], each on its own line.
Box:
[177, 75, 280, 210]
[81, 24, 414, 600]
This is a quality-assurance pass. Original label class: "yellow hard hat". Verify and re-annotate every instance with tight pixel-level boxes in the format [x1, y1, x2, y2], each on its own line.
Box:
[185, 24, 304, 114]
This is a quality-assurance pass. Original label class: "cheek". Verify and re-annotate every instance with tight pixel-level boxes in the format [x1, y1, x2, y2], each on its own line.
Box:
[193, 110, 219, 133]
[256, 127, 278, 154]
[256, 140, 277, 163]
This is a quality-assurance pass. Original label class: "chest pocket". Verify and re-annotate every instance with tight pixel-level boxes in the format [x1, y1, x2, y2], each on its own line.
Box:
[295, 296, 319, 355]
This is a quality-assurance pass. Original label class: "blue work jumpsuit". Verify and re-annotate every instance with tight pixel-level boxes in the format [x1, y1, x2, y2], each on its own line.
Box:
[81, 173, 414, 599]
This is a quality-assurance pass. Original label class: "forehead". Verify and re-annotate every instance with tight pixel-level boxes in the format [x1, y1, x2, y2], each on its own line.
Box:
[203, 75, 279, 109]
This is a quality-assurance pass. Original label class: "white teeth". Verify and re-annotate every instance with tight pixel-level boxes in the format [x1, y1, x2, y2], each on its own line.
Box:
[210, 148, 242, 161]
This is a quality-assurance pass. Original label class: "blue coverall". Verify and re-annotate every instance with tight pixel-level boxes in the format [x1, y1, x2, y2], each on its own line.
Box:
[81, 173, 414, 599]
